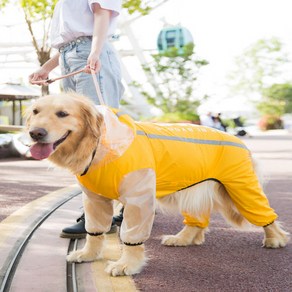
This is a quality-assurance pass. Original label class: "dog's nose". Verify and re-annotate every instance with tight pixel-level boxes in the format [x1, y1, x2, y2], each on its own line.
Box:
[29, 128, 48, 141]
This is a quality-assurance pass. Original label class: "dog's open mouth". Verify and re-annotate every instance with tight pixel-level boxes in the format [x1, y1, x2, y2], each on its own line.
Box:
[30, 131, 71, 160]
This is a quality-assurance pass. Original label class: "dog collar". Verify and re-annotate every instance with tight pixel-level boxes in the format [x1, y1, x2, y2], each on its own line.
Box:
[80, 148, 97, 176]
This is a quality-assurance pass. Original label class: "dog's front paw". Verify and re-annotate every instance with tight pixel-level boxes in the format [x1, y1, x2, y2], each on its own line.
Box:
[105, 244, 146, 276]
[67, 249, 101, 263]
[105, 259, 143, 276]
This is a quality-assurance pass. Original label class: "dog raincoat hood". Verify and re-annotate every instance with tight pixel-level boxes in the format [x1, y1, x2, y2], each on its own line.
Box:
[93, 106, 135, 165]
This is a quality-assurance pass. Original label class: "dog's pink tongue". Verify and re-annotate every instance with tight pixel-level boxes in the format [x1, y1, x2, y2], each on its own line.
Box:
[30, 143, 54, 160]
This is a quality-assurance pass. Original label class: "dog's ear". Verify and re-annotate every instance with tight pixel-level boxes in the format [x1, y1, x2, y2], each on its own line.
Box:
[80, 103, 104, 139]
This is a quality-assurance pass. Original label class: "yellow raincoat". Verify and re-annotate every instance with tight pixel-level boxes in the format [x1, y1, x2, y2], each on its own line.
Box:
[77, 109, 277, 230]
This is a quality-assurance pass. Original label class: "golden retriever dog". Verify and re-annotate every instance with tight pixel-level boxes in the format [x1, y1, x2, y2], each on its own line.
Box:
[25, 93, 289, 276]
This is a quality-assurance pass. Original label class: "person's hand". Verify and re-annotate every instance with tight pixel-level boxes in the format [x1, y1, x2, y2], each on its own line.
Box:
[29, 67, 50, 85]
[85, 51, 101, 74]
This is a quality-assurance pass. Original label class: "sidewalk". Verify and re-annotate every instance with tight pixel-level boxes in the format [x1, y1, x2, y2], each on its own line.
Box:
[0, 157, 75, 222]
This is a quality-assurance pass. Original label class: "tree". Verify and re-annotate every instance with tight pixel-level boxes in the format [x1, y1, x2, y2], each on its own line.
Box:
[0, 0, 156, 94]
[256, 83, 292, 130]
[132, 43, 209, 122]
[123, 0, 152, 15]
[258, 83, 292, 116]
[228, 37, 289, 98]
[0, 0, 58, 94]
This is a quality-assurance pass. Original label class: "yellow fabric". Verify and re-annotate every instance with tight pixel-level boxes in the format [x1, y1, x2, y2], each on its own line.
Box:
[182, 212, 210, 228]
[77, 110, 277, 227]
[78, 133, 155, 200]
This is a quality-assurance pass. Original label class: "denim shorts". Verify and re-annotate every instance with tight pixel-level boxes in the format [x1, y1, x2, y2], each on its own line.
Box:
[59, 36, 124, 107]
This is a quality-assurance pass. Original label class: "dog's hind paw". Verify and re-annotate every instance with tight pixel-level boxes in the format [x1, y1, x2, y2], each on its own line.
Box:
[161, 226, 206, 246]
[263, 222, 290, 248]
[263, 236, 289, 248]
[161, 235, 194, 246]
[105, 260, 144, 276]
[67, 249, 101, 263]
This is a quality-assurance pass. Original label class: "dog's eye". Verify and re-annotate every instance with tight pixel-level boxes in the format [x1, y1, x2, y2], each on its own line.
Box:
[33, 109, 39, 115]
[56, 111, 69, 118]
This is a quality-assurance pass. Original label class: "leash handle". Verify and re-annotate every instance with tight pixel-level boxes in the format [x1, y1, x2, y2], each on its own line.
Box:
[30, 67, 86, 85]
[30, 66, 105, 106]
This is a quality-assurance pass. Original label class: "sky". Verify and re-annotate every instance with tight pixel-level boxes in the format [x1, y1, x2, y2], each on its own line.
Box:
[0, 0, 292, 116]
[125, 0, 292, 115]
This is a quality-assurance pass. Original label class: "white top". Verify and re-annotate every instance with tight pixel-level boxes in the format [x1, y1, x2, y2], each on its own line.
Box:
[50, 0, 122, 49]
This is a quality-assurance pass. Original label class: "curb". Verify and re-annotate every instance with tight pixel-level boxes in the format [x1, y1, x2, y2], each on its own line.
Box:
[0, 184, 138, 291]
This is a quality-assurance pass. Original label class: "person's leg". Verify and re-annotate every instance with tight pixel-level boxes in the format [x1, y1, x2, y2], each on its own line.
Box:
[113, 206, 124, 226]
[96, 42, 124, 107]
[59, 38, 124, 238]
[60, 214, 117, 239]
[60, 202, 124, 239]
[75, 41, 124, 107]
[59, 43, 78, 92]
[66, 38, 124, 107]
